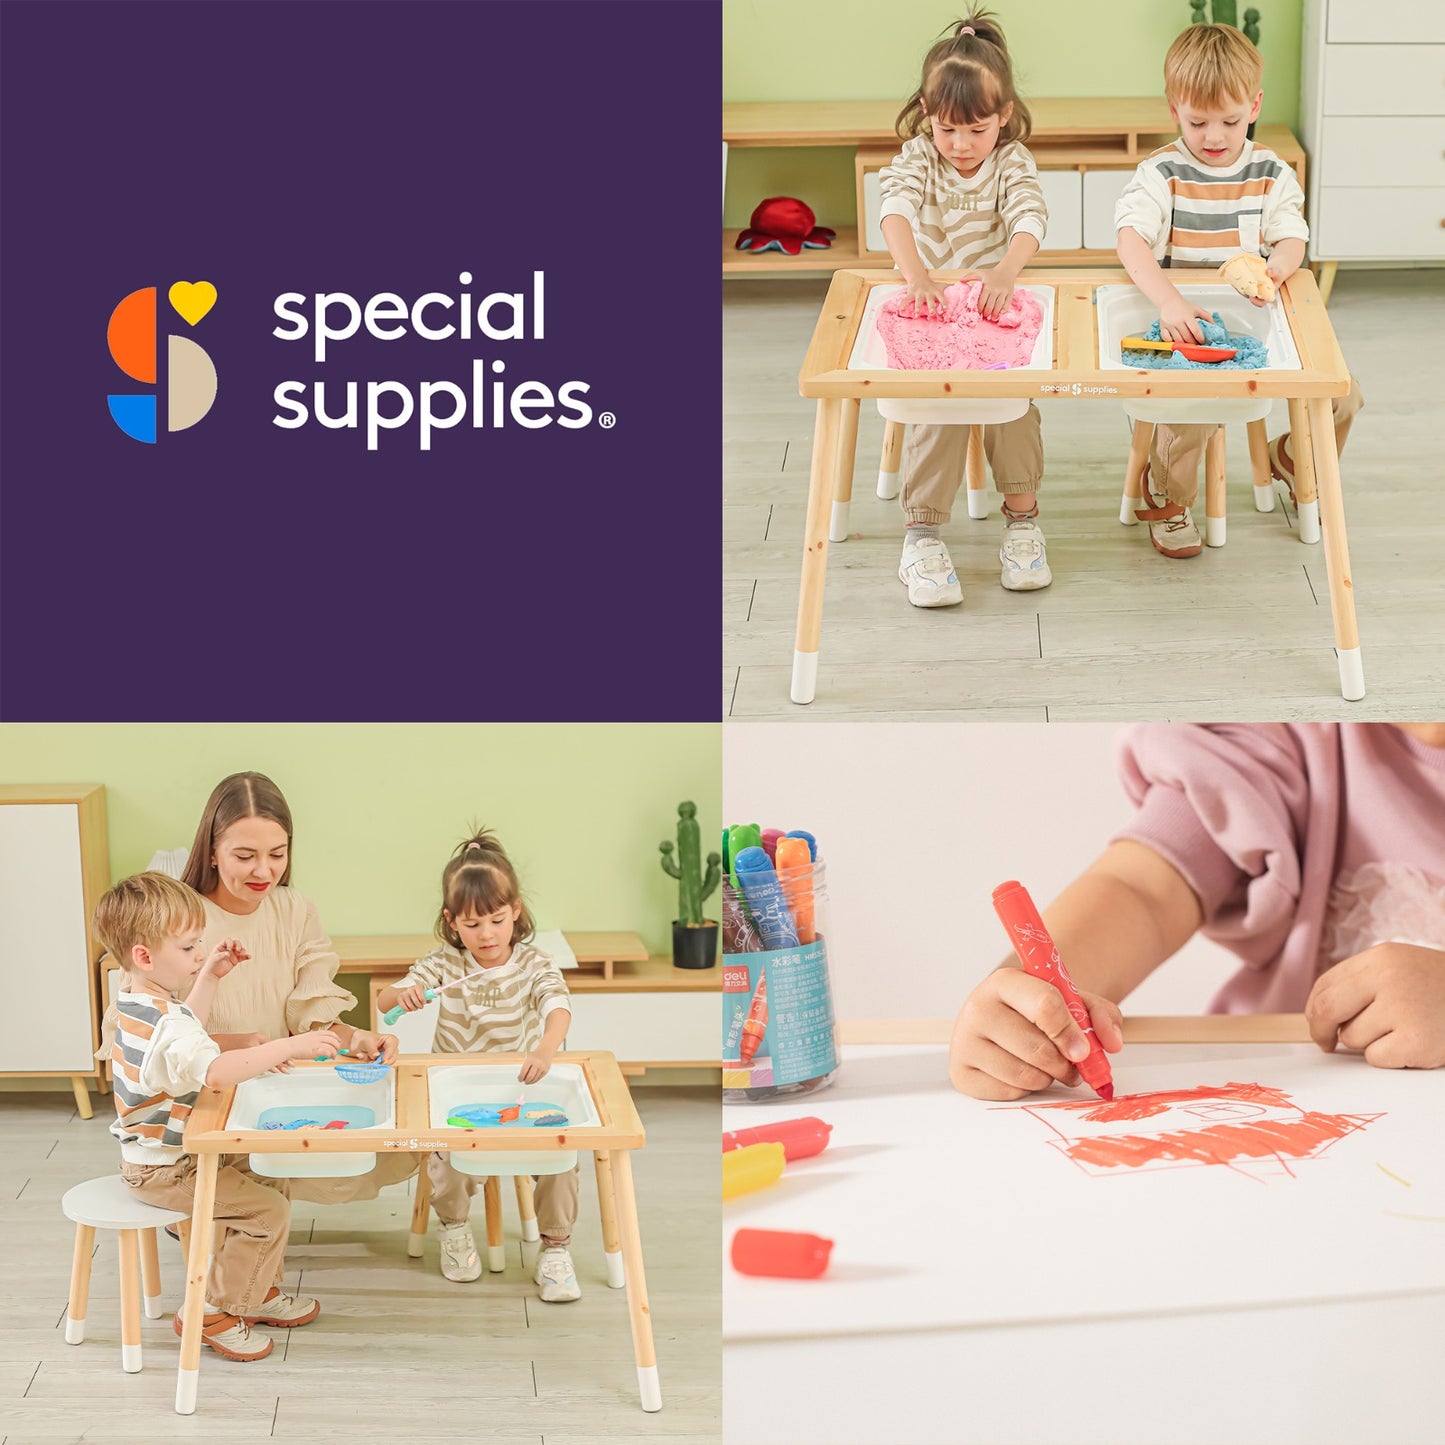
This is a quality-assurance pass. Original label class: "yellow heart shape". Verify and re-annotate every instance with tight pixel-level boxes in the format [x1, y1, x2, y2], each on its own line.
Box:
[168, 281, 217, 326]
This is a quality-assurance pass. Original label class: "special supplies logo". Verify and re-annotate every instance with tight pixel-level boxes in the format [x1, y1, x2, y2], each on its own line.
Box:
[106, 282, 219, 443]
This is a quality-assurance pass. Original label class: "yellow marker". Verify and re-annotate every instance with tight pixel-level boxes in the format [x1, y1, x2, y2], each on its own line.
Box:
[722, 1141, 786, 1200]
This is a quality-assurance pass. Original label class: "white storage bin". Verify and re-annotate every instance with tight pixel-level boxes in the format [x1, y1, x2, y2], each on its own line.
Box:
[1037, 169, 1082, 251]
[1083, 170, 1133, 250]
[232, 1067, 395, 1178]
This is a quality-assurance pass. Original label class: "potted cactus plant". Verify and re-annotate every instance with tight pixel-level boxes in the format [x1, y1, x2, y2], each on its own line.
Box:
[659, 801, 721, 969]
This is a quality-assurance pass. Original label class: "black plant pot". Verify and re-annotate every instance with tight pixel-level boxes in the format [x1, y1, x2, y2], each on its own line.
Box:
[672, 920, 719, 970]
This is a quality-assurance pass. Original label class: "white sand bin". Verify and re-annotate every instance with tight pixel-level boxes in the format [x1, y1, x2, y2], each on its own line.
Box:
[877, 281, 1043, 370]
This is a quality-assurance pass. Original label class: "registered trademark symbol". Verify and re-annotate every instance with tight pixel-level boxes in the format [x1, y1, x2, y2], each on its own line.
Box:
[599, 411, 616, 429]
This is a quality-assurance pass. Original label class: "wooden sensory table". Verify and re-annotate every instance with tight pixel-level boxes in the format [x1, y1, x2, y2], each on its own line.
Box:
[791, 266, 1362, 705]
[175, 1050, 658, 1415]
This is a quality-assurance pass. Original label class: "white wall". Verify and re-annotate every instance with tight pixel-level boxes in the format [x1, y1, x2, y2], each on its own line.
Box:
[724, 723, 1240, 1020]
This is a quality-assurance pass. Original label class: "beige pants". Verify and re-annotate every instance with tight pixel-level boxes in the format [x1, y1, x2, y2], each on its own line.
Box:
[287, 1149, 419, 1206]
[1149, 374, 1364, 505]
[427, 1152, 579, 1244]
[119, 1154, 288, 1318]
[899, 405, 1044, 525]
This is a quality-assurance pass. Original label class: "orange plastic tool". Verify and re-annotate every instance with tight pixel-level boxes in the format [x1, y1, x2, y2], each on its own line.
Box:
[1122, 335, 1237, 363]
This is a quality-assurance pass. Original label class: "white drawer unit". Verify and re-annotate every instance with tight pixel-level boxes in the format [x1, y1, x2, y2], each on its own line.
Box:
[565, 989, 718, 1067]
[1302, 0, 1445, 263]
[1036, 169, 1082, 251]
[0, 785, 109, 1116]
[1083, 169, 1134, 250]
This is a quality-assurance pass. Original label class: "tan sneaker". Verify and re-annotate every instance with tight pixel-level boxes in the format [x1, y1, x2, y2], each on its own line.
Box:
[1267, 434, 1298, 503]
[173, 1309, 274, 1361]
[1135, 467, 1203, 558]
[245, 1286, 320, 1327]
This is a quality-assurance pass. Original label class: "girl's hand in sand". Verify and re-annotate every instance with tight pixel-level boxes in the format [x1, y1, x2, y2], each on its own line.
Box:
[950, 967, 1124, 1100]
[959, 267, 1016, 320]
[1306, 943, 1445, 1069]
[902, 274, 949, 318]
[1158, 295, 1217, 345]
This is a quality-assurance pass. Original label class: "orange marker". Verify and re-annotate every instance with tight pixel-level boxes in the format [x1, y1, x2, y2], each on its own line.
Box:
[739, 974, 768, 1064]
[723, 1116, 832, 1161]
[774, 836, 815, 943]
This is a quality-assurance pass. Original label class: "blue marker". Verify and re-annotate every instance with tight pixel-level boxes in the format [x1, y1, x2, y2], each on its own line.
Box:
[731, 846, 800, 949]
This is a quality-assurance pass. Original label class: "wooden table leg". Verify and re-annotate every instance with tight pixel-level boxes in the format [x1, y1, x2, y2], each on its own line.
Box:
[608, 1150, 661, 1412]
[1286, 397, 1321, 545]
[593, 1151, 625, 1289]
[876, 417, 904, 499]
[1120, 419, 1150, 525]
[65, 1223, 95, 1343]
[70, 1076, 92, 1119]
[175, 1153, 218, 1414]
[1204, 427, 1227, 547]
[118, 1228, 142, 1373]
[408, 1153, 432, 1258]
[1246, 418, 1275, 512]
[965, 425, 989, 519]
[140, 1226, 164, 1318]
[483, 1176, 505, 1271]
[791, 398, 844, 704]
[827, 398, 860, 543]
[513, 1174, 539, 1244]
[1316, 261, 1338, 307]
[1306, 395, 1365, 701]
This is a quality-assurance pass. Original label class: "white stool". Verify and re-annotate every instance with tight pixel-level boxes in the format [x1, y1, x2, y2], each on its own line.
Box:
[62, 1175, 189, 1373]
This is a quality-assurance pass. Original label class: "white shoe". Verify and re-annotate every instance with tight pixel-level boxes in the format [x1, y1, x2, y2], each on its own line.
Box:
[999, 515, 1052, 591]
[898, 533, 962, 608]
[438, 1222, 482, 1282]
[535, 1245, 582, 1303]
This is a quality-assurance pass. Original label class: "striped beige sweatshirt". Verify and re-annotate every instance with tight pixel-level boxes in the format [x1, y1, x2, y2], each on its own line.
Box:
[110, 991, 220, 1165]
[1114, 137, 1309, 268]
[397, 941, 570, 1055]
[878, 135, 1048, 271]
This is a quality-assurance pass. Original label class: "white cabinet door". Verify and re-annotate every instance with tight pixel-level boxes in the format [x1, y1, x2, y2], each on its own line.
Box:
[861, 170, 888, 254]
[1038, 169, 1082, 251]
[1319, 118, 1445, 188]
[565, 991, 717, 1064]
[1328, 0, 1445, 44]
[1323, 45, 1445, 116]
[1083, 170, 1133, 250]
[0, 806, 94, 1072]
[1316, 187, 1445, 257]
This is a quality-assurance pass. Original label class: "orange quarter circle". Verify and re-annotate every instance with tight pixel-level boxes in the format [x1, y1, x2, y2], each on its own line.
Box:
[107, 286, 156, 384]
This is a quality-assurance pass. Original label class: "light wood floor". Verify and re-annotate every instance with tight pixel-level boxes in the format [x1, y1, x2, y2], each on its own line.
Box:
[725, 270, 1445, 720]
[0, 1088, 719, 1444]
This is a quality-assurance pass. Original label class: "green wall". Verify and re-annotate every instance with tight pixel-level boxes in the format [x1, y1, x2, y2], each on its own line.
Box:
[724, 0, 1303, 228]
[0, 724, 720, 957]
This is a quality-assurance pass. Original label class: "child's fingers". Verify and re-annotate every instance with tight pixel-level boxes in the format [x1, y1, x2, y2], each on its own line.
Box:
[1305, 960, 1377, 1050]
[1336, 1000, 1390, 1053]
[1082, 992, 1125, 1052]
[981, 1002, 1083, 1085]
[965, 1037, 1059, 1095]
[994, 970, 1092, 1065]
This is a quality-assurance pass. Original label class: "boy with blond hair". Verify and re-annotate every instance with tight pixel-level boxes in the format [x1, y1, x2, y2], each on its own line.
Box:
[97, 871, 341, 1361]
[1114, 23, 1362, 557]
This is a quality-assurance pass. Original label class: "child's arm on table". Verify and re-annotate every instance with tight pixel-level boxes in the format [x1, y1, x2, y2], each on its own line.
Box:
[962, 232, 1039, 320]
[205, 1030, 342, 1088]
[1117, 228, 1216, 344]
[519, 1007, 571, 1084]
[1306, 944, 1445, 1069]
[950, 840, 1203, 1099]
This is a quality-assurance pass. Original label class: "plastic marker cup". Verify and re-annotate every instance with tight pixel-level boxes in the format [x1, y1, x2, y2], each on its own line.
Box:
[722, 1142, 786, 1200]
[722, 1117, 832, 1161]
[731, 1228, 834, 1279]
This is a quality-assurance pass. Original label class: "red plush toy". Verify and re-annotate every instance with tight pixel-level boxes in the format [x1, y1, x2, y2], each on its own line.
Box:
[735, 197, 836, 255]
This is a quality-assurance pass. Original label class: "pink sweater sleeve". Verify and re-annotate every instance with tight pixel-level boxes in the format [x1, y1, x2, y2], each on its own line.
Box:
[1111, 724, 1344, 1011]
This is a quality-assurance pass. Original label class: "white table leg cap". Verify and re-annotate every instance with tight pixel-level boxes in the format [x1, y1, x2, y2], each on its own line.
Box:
[605, 1249, 626, 1289]
[64, 1317, 84, 1344]
[876, 468, 900, 500]
[522, 1219, 540, 1243]
[790, 651, 818, 705]
[144, 1294, 164, 1320]
[407, 1231, 426, 1259]
[637, 1364, 663, 1413]
[966, 490, 989, 520]
[1119, 493, 1138, 526]
[488, 1244, 506, 1272]
[1253, 482, 1276, 512]
[1298, 500, 1321, 544]
[175, 1367, 199, 1414]
[1206, 517, 1226, 548]
[122, 1344, 142, 1374]
[828, 500, 851, 543]
[1338, 647, 1365, 701]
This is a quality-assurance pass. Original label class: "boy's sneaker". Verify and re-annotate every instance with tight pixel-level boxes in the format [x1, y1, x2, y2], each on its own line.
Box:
[1135, 468, 1203, 558]
[438, 1221, 482, 1282]
[898, 532, 962, 608]
[172, 1309, 273, 1362]
[535, 1245, 582, 1303]
[245, 1286, 320, 1327]
[999, 514, 1052, 591]
[1267, 434, 1298, 503]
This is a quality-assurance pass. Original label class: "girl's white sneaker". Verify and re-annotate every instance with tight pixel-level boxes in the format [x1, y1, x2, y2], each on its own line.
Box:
[438, 1222, 482, 1282]
[535, 1245, 581, 1302]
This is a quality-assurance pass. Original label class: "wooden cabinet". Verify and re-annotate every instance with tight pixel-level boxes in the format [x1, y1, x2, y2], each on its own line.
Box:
[0, 785, 109, 1117]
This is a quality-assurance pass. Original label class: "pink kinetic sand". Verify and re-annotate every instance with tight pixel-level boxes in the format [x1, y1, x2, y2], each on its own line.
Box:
[876, 282, 1043, 370]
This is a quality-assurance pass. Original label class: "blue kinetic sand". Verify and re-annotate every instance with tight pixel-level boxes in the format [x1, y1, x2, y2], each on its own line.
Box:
[447, 1101, 569, 1128]
[255, 1105, 376, 1131]
[1123, 312, 1269, 370]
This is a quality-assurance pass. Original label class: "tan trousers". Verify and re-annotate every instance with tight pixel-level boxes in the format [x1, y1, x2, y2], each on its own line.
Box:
[287, 1149, 419, 1205]
[427, 1152, 579, 1244]
[899, 405, 1044, 525]
[1149, 374, 1364, 505]
[119, 1154, 288, 1318]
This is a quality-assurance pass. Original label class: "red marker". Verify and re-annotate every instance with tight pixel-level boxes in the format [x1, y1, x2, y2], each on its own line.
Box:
[722, 1116, 832, 1161]
[739, 974, 768, 1064]
[731, 1228, 834, 1279]
[991, 879, 1115, 1101]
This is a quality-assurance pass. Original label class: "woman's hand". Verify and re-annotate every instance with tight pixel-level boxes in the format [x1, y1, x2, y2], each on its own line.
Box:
[902, 274, 949, 318]
[348, 1029, 398, 1065]
[949, 968, 1124, 1100]
[201, 938, 249, 979]
[518, 1048, 555, 1084]
[959, 267, 1017, 320]
[1305, 944, 1445, 1069]
[1158, 295, 1217, 345]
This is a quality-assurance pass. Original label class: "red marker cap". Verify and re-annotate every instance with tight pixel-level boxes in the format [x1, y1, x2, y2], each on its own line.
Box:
[731, 1228, 834, 1279]
[722, 1116, 833, 1161]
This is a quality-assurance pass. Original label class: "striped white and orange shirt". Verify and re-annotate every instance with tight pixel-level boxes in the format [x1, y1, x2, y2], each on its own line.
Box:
[1114, 137, 1308, 269]
[878, 135, 1048, 272]
[110, 991, 220, 1165]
